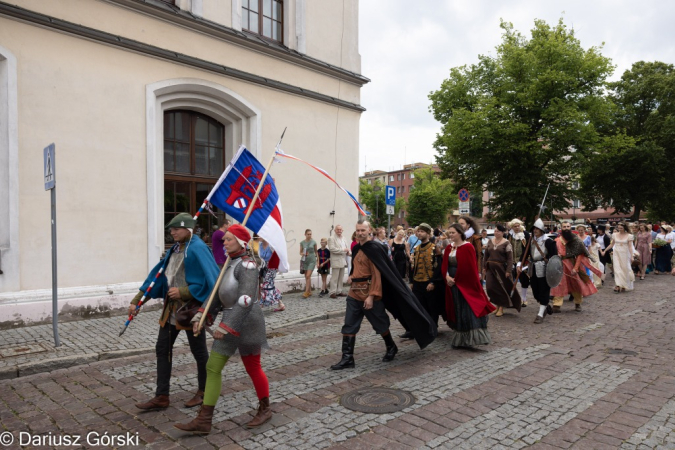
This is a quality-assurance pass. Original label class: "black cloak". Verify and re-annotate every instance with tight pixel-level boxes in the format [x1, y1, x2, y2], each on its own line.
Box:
[351, 241, 437, 349]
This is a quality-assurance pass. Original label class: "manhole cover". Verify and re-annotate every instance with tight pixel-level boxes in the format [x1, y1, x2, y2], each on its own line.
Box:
[607, 348, 638, 356]
[0, 342, 50, 358]
[341, 387, 416, 414]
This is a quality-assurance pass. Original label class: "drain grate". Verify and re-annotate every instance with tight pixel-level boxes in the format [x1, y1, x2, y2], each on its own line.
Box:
[341, 387, 416, 414]
[607, 348, 638, 356]
[0, 342, 50, 358]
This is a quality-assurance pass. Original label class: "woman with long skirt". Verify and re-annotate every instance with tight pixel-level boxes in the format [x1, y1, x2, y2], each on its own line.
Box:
[483, 225, 521, 316]
[441, 224, 496, 348]
[390, 229, 409, 280]
[601, 222, 635, 293]
[258, 239, 285, 311]
[635, 224, 653, 280]
[653, 226, 673, 274]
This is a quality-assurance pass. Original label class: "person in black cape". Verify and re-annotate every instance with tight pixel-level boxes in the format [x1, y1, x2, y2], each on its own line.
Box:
[330, 221, 437, 370]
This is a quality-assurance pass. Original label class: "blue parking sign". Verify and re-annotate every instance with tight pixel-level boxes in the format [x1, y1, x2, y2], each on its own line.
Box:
[385, 185, 396, 206]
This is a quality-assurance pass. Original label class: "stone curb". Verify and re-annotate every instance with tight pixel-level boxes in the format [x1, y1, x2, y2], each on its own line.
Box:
[0, 309, 344, 379]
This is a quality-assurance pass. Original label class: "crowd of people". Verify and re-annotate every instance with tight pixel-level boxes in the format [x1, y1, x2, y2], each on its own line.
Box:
[128, 211, 674, 436]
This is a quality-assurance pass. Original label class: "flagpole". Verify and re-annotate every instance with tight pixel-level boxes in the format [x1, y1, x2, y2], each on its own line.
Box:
[196, 132, 285, 335]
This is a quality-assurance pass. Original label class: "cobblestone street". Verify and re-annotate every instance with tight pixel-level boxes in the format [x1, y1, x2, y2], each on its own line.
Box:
[1, 275, 675, 449]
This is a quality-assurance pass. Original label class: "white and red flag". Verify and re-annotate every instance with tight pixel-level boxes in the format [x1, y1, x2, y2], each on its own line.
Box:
[204, 145, 289, 273]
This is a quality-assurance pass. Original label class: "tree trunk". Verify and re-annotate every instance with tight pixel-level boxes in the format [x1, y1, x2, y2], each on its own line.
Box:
[631, 204, 642, 222]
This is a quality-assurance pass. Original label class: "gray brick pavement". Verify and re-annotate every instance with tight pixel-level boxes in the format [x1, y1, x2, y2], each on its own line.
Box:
[0, 271, 674, 449]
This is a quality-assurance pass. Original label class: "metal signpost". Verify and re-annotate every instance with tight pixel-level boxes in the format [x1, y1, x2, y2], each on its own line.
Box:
[44, 143, 60, 347]
[458, 188, 470, 215]
[385, 185, 396, 231]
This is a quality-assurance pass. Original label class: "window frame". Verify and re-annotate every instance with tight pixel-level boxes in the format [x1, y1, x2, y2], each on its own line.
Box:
[164, 110, 226, 247]
[242, 0, 284, 44]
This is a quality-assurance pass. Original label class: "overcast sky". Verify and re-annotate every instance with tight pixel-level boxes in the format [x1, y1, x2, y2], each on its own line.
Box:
[357, 1, 675, 175]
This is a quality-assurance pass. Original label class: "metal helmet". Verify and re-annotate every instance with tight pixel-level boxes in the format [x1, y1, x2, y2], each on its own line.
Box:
[532, 219, 546, 232]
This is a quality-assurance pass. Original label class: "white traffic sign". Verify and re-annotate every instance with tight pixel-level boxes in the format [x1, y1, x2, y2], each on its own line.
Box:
[44, 143, 55, 190]
[386, 204, 395, 215]
[459, 208, 470, 215]
[459, 200, 470, 210]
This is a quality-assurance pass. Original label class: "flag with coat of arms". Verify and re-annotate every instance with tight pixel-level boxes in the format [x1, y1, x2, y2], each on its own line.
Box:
[206, 145, 289, 273]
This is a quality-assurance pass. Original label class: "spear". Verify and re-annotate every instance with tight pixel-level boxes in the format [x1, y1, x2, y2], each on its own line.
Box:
[194, 128, 287, 336]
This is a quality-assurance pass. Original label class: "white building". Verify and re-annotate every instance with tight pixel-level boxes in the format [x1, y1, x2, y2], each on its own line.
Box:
[0, 0, 367, 325]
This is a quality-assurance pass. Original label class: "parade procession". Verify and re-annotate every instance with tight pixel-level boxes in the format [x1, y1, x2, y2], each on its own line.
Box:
[2, 1, 675, 449]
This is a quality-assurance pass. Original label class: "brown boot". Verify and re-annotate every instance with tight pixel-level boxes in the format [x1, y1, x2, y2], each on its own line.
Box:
[173, 405, 214, 434]
[246, 397, 272, 428]
[135, 395, 169, 411]
[184, 390, 204, 408]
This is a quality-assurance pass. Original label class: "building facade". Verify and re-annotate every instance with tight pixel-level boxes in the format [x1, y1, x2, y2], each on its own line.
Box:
[360, 163, 440, 228]
[0, 0, 367, 325]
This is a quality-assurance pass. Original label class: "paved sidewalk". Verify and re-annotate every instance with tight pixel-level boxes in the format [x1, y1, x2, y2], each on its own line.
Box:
[0, 292, 345, 379]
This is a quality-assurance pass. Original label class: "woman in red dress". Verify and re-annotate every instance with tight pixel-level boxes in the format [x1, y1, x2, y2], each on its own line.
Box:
[441, 224, 496, 348]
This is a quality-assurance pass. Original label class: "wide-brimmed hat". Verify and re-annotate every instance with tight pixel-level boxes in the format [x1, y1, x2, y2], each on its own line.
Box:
[166, 213, 195, 229]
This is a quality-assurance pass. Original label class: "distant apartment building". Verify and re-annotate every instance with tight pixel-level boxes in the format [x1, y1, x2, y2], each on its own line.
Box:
[360, 163, 440, 228]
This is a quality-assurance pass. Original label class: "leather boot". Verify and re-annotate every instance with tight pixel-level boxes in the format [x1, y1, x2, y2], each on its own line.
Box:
[135, 395, 169, 411]
[184, 390, 204, 408]
[246, 397, 272, 428]
[173, 405, 214, 434]
[330, 336, 355, 370]
[382, 333, 398, 362]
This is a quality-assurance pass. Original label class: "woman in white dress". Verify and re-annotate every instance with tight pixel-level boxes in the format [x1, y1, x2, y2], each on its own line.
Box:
[589, 236, 604, 288]
[601, 222, 635, 293]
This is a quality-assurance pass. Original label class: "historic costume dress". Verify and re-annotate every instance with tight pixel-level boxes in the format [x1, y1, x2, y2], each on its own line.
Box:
[441, 242, 495, 347]
[654, 232, 673, 273]
[550, 235, 602, 306]
[391, 240, 408, 279]
[258, 245, 283, 308]
[509, 230, 531, 296]
[484, 239, 522, 311]
[636, 231, 652, 269]
[611, 234, 635, 291]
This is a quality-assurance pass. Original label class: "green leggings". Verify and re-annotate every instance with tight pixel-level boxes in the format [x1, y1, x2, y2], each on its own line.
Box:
[203, 352, 229, 406]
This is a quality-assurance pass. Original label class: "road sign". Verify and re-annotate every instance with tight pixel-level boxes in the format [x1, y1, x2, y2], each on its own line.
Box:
[458, 188, 469, 202]
[459, 208, 470, 215]
[386, 205, 395, 215]
[44, 143, 55, 190]
[385, 185, 396, 206]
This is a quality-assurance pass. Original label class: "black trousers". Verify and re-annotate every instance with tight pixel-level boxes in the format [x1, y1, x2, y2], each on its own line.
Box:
[513, 266, 530, 288]
[341, 296, 390, 335]
[155, 323, 209, 396]
[530, 275, 550, 306]
[412, 281, 439, 326]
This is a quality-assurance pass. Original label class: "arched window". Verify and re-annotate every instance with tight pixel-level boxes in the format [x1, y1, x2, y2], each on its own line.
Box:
[164, 110, 225, 246]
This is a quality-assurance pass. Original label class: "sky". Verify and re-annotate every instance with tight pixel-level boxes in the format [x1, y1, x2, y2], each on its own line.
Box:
[357, 0, 675, 175]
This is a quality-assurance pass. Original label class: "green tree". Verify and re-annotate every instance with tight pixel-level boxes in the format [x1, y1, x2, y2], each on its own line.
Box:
[358, 179, 404, 228]
[579, 61, 675, 221]
[406, 168, 457, 227]
[429, 18, 616, 226]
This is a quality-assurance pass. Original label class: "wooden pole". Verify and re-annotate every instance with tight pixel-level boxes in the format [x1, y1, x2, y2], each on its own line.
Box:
[195, 153, 277, 335]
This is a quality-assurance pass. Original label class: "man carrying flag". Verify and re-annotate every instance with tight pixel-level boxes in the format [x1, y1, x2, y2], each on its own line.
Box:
[130, 213, 219, 411]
